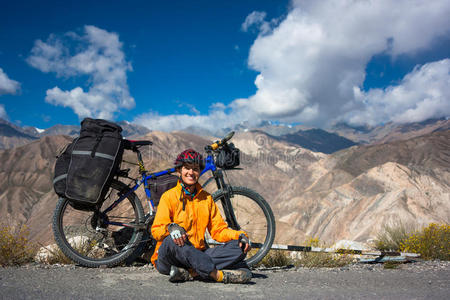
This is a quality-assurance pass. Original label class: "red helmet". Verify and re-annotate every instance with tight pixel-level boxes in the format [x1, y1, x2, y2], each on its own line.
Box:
[174, 149, 204, 169]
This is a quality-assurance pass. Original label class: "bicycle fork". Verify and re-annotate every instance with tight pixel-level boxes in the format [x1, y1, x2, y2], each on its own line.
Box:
[213, 170, 241, 231]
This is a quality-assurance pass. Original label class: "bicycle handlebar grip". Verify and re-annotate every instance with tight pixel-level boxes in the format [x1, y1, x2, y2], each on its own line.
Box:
[221, 131, 235, 144]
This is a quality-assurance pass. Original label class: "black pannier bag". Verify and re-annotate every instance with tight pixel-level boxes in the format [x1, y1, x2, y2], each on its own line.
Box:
[216, 142, 240, 169]
[53, 118, 124, 210]
[149, 174, 178, 207]
[53, 141, 75, 198]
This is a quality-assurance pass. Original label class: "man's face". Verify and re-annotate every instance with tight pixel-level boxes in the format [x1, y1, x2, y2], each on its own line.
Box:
[180, 164, 200, 186]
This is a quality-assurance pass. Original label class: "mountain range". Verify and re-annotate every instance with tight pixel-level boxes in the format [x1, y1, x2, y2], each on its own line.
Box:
[0, 124, 448, 247]
[330, 117, 450, 144]
[1, 117, 448, 154]
[0, 119, 151, 150]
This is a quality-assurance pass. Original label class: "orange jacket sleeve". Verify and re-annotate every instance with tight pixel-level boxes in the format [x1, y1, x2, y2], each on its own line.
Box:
[150, 192, 172, 242]
[207, 198, 246, 242]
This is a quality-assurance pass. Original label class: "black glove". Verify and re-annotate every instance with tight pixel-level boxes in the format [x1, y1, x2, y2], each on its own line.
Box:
[168, 223, 186, 241]
[239, 233, 251, 249]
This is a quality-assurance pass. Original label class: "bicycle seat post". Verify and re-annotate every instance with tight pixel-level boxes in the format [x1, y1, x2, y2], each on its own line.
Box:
[135, 149, 146, 174]
[133, 147, 147, 175]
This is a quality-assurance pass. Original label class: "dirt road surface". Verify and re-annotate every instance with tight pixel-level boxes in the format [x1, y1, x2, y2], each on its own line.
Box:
[1, 261, 449, 299]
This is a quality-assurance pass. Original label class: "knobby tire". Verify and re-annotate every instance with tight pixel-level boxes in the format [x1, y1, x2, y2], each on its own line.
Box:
[212, 186, 275, 267]
[52, 180, 145, 267]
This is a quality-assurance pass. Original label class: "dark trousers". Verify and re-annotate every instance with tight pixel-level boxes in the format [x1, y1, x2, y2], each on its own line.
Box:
[155, 237, 248, 279]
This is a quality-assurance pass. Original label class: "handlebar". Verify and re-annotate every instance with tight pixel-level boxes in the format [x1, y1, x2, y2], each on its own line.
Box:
[210, 131, 235, 150]
[222, 131, 235, 144]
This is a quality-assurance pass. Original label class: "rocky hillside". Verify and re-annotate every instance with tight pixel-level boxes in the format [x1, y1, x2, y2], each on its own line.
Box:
[271, 130, 450, 245]
[0, 135, 72, 243]
[331, 118, 450, 144]
[224, 130, 449, 245]
[271, 128, 357, 154]
[0, 119, 39, 149]
[0, 130, 448, 247]
[0, 119, 151, 149]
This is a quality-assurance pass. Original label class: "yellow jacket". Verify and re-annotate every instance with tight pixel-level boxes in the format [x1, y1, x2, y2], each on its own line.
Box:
[151, 181, 245, 266]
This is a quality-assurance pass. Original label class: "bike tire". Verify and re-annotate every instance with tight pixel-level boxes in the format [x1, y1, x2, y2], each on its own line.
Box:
[211, 186, 275, 267]
[52, 180, 145, 267]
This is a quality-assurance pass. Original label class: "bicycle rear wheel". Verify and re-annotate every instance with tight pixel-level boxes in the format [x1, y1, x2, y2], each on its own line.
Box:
[52, 180, 145, 267]
[211, 186, 275, 267]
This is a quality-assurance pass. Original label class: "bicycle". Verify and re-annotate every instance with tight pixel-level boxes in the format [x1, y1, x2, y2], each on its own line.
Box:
[52, 131, 276, 268]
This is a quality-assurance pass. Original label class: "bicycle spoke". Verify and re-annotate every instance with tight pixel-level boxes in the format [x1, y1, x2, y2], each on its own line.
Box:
[211, 186, 275, 267]
[53, 180, 145, 267]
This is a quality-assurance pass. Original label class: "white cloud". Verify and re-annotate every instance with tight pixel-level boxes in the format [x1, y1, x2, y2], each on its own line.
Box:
[136, 0, 450, 132]
[27, 25, 134, 120]
[133, 102, 250, 133]
[0, 104, 7, 119]
[240, 0, 450, 126]
[241, 11, 280, 35]
[0, 68, 20, 95]
[242, 11, 267, 33]
[176, 101, 200, 115]
[344, 59, 450, 126]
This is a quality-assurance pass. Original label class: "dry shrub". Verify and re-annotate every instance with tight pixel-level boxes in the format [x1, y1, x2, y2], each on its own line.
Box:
[374, 220, 417, 251]
[254, 250, 292, 268]
[295, 252, 353, 268]
[294, 237, 353, 268]
[400, 223, 450, 260]
[40, 245, 74, 265]
[39, 237, 105, 264]
[0, 224, 37, 266]
[383, 261, 402, 269]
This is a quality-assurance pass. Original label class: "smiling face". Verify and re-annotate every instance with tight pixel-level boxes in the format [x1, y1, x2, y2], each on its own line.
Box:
[180, 163, 200, 186]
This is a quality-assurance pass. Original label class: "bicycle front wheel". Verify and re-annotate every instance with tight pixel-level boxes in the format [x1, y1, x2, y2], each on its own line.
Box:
[212, 186, 275, 267]
[52, 180, 145, 267]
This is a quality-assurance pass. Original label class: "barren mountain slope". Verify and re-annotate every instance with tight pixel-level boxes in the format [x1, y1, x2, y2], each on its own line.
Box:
[273, 130, 450, 245]
[0, 119, 38, 149]
[331, 118, 450, 144]
[332, 130, 450, 177]
[0, 135, 72, 242]
[0, 130, 448, 248]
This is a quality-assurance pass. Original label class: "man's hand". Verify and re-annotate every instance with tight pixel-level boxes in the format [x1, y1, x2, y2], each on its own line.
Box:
[239, 233, 251, 254]
[168, 223, 188, 247]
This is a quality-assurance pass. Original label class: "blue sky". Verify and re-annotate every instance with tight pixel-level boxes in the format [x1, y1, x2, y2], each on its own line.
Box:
[0, 0, 449, 132]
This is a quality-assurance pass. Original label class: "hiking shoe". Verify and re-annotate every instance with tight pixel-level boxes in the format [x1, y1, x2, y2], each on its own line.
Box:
[222, 269, 252, 284]
[169, 266, 192, 283]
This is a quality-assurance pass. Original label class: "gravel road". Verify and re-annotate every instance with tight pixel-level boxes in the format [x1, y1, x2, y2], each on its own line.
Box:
[1, 261, 449, 299]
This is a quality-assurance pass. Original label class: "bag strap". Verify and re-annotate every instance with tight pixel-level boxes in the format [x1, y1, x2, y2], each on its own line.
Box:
[91, 134, 103, 158]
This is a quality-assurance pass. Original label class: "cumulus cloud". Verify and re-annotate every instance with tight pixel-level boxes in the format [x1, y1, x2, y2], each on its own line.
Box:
[133, 101, 250, 132]
[344, 59, 450, 126]
[136, 0, 450, 132]
[0, 68, 20, 95]
[27, 25, 134, 120]
[242, 0, 450, 126]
